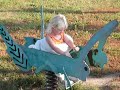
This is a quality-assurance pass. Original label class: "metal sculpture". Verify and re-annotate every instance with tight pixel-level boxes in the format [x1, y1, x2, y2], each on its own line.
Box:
[0, 20, 118, 89]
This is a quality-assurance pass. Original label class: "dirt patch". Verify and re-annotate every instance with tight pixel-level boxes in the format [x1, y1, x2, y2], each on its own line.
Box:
[80, 72, 120, 89]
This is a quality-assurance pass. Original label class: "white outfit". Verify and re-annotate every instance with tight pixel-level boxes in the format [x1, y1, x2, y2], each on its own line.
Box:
[29, 37, 56, 53]
[28, 34, 73, 55]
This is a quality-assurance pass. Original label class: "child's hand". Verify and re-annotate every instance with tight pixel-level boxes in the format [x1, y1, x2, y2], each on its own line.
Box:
[74, 46, 80, 51]
[65, 51, 72, 58]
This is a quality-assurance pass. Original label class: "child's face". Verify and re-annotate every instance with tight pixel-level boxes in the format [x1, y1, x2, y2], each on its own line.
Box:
[52, 27, 65, 35]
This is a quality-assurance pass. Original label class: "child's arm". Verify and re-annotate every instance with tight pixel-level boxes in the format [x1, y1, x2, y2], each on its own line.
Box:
[63, 34, 76, 49]
[46, 36, 70, 57]
[64, 34, 79, 51]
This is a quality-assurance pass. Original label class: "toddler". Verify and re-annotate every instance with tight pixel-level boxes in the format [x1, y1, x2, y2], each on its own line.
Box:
[29, 14, 79, 57]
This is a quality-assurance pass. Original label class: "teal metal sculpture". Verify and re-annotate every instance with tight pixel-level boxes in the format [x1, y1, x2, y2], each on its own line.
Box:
[0, 20, 118, 89]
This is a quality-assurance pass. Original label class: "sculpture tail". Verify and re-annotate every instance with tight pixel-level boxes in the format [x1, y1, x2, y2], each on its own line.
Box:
[0, 25, 31, 71]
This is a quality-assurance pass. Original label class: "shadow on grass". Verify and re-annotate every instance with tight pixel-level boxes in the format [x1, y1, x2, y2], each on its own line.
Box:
[1, 19, 119, 34]
[0, 68, 22, 74]
[0, 7, 120, 32]
[0, 75, 44, 90]
[99, 85, 120, 90]
[0, 20, 40, 31]
[44, 8, 120, 14]
[0, 7, 120, 14]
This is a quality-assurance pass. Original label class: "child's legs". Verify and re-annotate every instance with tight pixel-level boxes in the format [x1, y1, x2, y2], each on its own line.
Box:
[28, 38, 55, 54]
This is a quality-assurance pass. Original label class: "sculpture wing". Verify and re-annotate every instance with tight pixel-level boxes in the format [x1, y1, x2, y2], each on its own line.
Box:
[79, 20, 118, 62]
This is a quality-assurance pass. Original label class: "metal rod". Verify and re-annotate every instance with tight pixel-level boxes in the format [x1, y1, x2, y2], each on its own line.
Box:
[40, 0, 44, 39]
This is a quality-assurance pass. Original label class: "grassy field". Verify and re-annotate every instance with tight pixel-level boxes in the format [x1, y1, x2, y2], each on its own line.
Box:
[0, 0, 120, 90]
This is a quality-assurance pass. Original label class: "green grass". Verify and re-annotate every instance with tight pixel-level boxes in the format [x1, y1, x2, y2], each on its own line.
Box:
[0, 56, 46, 90]
[0, 0, 120, 90]
[0, 0, 120, 31]
[112, 32, 120, 39]
[72, 84, 99, 90]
